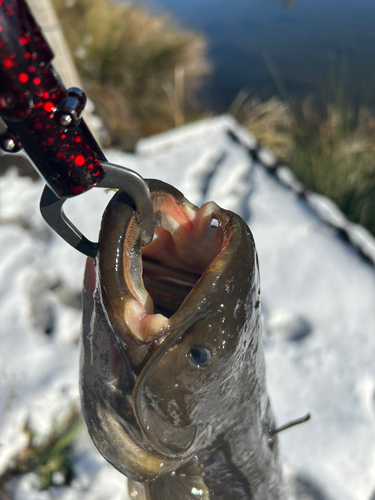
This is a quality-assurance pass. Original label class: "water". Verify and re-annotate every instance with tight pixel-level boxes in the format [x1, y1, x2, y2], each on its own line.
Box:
[145, 0, 375, 111]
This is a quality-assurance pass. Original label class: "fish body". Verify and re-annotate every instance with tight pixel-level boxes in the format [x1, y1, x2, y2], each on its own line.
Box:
[81, 180, 283, 499]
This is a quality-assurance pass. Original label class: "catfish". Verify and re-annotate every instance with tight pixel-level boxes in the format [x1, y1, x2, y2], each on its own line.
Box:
[81, 180, 283, 500]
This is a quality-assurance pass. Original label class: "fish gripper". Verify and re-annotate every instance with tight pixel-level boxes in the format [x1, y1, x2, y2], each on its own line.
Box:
[0, 0, 106, 198]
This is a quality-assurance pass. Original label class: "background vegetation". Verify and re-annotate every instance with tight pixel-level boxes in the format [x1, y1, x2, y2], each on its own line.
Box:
[238, 91, 375, 236]
[52, 0, 210, 150]
[0, 410, 82, 492]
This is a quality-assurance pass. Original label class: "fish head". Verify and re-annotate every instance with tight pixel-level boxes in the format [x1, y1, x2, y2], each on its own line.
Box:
[81, 180, 261, 480]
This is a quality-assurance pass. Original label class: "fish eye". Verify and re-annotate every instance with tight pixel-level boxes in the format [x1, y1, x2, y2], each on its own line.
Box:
[189, 346, 212, 367]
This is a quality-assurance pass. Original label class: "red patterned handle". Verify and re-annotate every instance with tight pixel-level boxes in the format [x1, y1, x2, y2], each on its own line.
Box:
[0, 0, 106, 198]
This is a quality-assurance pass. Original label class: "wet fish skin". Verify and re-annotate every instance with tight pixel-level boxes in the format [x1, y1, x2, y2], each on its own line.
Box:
[80, 181, 283, 499]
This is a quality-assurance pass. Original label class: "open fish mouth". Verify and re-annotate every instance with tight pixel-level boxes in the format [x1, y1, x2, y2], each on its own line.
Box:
[99, 180, 230, 345]
[81, 179, 257, 479]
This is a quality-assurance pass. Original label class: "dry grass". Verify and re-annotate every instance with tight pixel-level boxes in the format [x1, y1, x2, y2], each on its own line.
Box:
[241, 96, 294, 159]
[241, 96, 375, 235]
[52, 0, 211, 149]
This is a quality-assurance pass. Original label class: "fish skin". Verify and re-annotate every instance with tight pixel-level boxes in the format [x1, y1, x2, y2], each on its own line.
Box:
[80, 180, 283, 499]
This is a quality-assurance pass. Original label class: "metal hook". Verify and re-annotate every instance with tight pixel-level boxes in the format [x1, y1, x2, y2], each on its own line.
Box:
[40, 162, 154, 258]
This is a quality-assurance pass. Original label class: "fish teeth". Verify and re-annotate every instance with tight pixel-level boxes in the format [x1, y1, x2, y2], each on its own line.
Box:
[166, 201, 221, 249]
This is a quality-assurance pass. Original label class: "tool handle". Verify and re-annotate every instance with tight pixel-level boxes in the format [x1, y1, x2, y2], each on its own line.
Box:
[0, 0, 105, 198]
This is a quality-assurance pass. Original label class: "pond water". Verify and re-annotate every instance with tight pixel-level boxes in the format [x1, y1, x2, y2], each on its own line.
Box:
[146, 0, 375, 111]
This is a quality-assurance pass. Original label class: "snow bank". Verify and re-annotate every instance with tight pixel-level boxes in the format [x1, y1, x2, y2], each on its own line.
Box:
[1, 117, 374, 500]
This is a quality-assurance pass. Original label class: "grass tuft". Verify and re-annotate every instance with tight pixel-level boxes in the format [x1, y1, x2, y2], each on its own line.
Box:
[240, 95, 375, 236]
[52, 0, 211, 149]
[0, 409, 83, 492]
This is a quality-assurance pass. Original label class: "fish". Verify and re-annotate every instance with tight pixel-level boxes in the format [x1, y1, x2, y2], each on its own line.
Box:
[80, 180, 283, 500]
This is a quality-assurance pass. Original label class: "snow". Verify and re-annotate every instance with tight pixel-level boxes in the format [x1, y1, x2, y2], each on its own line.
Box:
[1, 117, 375, 499]
[257, 147, 278, 169]
[276, 166, 305, 195]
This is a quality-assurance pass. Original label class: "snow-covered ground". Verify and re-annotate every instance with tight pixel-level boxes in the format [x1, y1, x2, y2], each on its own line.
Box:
[0, 116, 374, 499]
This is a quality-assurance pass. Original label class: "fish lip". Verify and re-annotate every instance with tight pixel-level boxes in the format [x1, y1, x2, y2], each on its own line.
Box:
[132, 309, 208, 458]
